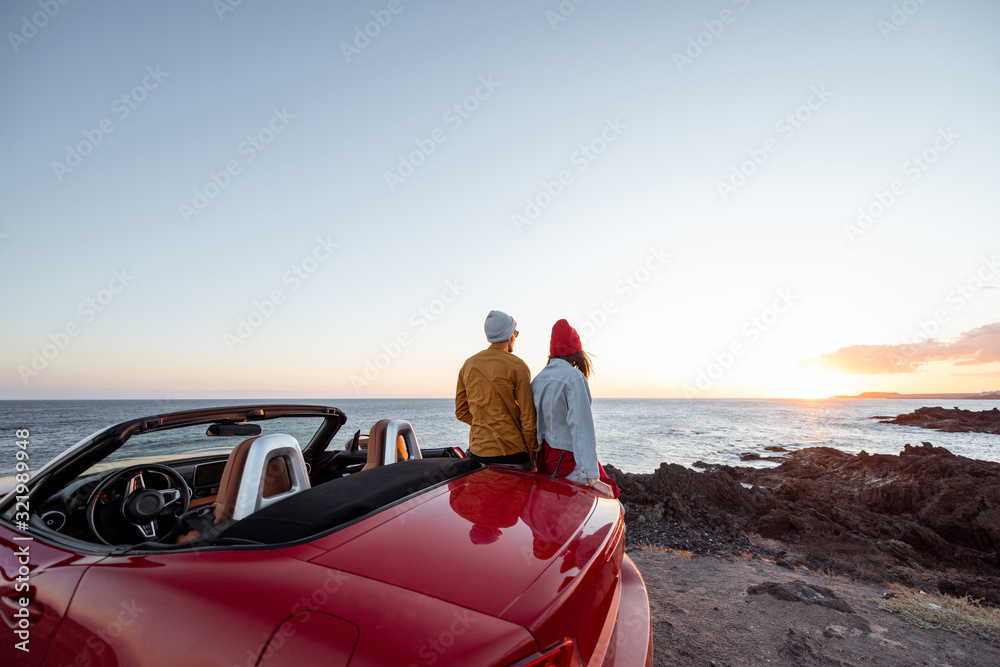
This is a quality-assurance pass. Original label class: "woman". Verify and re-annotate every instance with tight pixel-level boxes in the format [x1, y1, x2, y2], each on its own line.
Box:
[531, 319, 617, 497]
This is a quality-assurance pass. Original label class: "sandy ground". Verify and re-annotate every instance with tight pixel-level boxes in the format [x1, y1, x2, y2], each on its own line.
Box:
[631, 547, 1000, 667]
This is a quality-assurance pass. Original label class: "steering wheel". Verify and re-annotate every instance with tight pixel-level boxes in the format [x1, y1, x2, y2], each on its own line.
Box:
[86, 464, 190, 545]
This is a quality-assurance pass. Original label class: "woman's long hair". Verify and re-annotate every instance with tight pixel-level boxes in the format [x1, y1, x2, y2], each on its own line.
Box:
[549, 349, 593, 379]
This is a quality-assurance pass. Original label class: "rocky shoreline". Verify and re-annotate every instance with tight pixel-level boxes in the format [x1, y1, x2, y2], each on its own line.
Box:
[608, 442, 1000, 606]
[879, 406, 1000, 434]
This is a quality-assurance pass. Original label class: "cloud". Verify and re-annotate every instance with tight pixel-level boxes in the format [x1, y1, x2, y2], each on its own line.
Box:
[804, 322, 1000, 375]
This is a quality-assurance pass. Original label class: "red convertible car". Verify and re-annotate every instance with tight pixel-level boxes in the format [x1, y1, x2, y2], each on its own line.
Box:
[0, 405, 652, 666]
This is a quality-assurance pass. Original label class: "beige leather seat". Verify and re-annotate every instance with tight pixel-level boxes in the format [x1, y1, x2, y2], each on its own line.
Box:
[178, 433, 309, 542]
[362, 419, 422, 470]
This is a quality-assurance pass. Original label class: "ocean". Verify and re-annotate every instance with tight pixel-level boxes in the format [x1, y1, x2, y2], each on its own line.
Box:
[0, 398, 997, 477]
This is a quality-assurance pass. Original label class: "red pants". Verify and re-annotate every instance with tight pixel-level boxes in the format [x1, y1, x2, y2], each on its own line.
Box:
[538, 441, 620, 499]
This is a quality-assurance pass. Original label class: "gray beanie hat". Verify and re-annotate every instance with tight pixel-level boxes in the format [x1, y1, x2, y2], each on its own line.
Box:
[484, 310, 517, 343]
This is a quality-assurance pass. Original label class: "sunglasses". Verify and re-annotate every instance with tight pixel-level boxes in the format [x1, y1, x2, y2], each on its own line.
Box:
[513, 330, 519, 339]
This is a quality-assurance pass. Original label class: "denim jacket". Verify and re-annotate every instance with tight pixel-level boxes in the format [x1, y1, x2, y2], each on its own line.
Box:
[530, 358, 599, 481]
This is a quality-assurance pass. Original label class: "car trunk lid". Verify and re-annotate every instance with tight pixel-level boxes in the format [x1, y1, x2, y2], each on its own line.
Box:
[308, 467, 622, 625]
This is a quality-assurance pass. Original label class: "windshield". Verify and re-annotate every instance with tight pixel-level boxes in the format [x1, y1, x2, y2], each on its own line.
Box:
[85, 417, 327, 474]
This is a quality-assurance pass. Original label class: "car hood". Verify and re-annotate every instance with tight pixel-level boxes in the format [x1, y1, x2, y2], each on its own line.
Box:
[303, 467, 622, 618]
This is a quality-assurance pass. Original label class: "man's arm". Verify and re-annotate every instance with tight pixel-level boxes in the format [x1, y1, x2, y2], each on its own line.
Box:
[515, 364, 538, 451]
[455, 365, 473, 425]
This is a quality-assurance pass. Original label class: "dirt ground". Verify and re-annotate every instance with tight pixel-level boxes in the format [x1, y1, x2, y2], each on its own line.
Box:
[631, 547, 1000, 667]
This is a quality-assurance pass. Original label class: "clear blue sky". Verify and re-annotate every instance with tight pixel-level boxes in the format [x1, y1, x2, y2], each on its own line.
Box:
[1, 0, 998, 399]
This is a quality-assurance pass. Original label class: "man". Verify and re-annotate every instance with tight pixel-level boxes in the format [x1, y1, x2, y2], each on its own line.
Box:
[455, 310, 538, 469]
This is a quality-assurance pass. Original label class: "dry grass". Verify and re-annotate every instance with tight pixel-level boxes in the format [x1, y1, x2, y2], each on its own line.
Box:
[874, 584, 1000, 641]
[633, 545, 692, 558]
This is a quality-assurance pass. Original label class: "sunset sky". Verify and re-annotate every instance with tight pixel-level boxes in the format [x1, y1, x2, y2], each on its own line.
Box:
[1, 0, 998, 400]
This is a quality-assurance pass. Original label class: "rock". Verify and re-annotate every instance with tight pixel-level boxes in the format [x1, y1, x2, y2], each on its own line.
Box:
[764, 445, 790, 452]
[604, 463, 778, 536]
[937, 577, 1000, 605]
[881, 406, 1000, 434]
[845, 614, 872, 634]
[779, 630, 842, 664]
[739, 452, 786, 462]
[779, 630, 813, 659]
[775, 557, 794, 570]
[746, 580, 855, 613]
[742, 444, 1000, 597]
[614, 444, 1000, 600]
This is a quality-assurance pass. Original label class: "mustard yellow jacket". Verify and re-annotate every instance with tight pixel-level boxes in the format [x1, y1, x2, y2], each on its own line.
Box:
[455, 344, 538, 457]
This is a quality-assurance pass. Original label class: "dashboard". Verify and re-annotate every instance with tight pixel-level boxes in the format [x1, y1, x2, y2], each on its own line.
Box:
[35, 453, 231, 540]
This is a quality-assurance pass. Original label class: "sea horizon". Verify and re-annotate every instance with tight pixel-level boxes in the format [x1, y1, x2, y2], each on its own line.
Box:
[2, 397, 997, 478]
[3, 394, 997, 401]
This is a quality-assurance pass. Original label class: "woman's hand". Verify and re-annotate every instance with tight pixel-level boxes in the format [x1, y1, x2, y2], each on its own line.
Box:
[587, 478, 614, 498]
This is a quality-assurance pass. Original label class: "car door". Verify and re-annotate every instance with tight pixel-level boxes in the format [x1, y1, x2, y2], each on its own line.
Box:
[38, 548, 332, 667]
[0, 524, 103, 667]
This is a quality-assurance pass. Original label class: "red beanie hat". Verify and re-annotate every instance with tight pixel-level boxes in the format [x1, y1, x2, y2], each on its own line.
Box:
[550, 319, 582, 356]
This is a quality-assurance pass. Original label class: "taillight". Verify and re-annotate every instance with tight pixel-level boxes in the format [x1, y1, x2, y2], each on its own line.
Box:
[509, 639, 580, 667]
